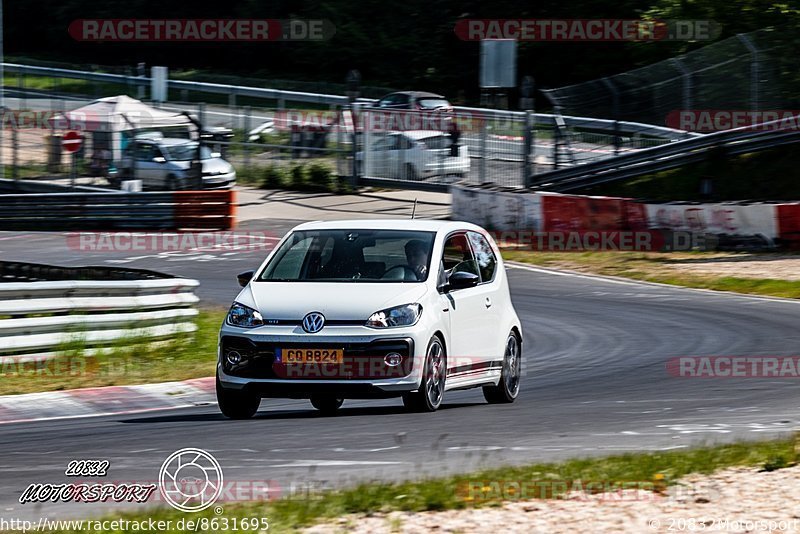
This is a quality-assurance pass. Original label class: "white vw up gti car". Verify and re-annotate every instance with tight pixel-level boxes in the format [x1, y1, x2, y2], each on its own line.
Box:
[217, 220, 522, 418]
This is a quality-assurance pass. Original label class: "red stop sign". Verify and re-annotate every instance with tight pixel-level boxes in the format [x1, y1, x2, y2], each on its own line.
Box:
[62, 131, 84, 153]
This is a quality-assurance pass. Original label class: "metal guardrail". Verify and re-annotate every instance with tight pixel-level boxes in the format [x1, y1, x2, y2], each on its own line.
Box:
[450, 106, 697, 141]
[0, 261, 174, 282]
[0, 190, 236, 231]
[2, 63, 697, 141]
[532, 115, 800, 192]
[0, 261, 199, 358]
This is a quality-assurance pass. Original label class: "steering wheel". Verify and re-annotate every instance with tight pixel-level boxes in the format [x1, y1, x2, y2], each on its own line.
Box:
[381, 265, 419, 281]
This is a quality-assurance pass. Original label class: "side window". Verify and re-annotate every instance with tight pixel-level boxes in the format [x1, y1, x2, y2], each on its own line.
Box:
[372, 138, 388, 151]
[468, 231, 497, 283]
[135, 143, 153, 161]
[441, 233, 479, 279]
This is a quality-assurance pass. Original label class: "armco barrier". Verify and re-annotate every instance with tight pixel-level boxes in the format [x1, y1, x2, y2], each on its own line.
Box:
[0, 190, 235, 231]
[0, 261, 199, 359]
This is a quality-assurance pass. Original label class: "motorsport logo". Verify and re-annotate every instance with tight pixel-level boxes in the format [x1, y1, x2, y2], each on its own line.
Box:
[18, 448, 234, 513]
[159, 448, 224, 512]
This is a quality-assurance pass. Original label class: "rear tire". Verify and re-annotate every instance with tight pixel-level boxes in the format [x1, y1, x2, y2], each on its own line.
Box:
[403, 335, 446, 412]
[310, 395, 344, 415]
[216, 374, 261, 419]
[483, 332, 521, 404]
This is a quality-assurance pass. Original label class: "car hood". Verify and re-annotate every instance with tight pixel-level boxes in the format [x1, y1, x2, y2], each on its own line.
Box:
[236, 282, 429, 321]
[169, 158, 233, 174]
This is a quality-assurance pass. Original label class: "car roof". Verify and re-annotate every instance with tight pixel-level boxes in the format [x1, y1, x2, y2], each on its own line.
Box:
[382, 91, 447, 99]
[134, 136, 196, 146]
[158, 138, 198, 146]
[399, 130, 447, 140]
[291, 219, 485, 234]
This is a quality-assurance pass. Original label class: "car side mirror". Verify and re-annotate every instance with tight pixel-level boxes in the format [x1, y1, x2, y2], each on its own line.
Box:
[153, 156, 166, 164]
[446, 271, 480, 291]
[237, 270, 255, 287]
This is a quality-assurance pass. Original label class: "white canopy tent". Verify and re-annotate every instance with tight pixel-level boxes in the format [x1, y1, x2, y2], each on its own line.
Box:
[60, 96, 196, 161]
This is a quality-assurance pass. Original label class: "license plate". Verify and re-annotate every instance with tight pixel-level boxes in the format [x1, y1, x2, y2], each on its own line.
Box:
[278, 348, 344, 364]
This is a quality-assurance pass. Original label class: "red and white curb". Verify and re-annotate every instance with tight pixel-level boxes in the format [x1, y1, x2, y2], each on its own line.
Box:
[0, 377, 215, 425]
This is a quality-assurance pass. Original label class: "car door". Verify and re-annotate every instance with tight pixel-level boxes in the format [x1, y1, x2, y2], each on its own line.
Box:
[438, 232, 494, 379]
[467, 231, 503, 365]
[133, 142, 160, 187]
[366, 136, 389, 177]
[384, 134, 403, 178]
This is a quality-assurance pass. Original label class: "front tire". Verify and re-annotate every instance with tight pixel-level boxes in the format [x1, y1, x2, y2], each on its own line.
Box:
[166, 174, 183, 191]
[483, 332, 521, 404]
[216, 374, 261, 419]
[403, 335, 446, 412]
[310, 395, 344, 415]
[402, 163, 419, 181]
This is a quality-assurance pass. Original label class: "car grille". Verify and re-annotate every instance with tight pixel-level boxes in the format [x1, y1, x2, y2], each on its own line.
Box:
[221, 336, 414, 380]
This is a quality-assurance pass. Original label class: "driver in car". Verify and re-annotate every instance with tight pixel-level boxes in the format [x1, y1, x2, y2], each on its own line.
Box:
[404, 240, 429, 280]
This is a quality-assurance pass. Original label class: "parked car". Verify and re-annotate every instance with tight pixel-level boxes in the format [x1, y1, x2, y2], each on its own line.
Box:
[217, 220, 523, 418]
[358, 130, 470, 180]
[120, 134, 236, 190]
[375, 91, 453, 112]
[246, 119, 275, 142]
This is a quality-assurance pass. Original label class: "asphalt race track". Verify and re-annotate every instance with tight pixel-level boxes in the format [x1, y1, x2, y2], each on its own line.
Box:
[3, 230, 800, 519]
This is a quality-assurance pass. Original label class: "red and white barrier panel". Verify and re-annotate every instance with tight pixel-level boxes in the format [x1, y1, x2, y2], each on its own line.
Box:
[644, 203, 778, 239]
[451, 185, 541, 231]
[452, 184, 800, 250]
[777, 203, 800, 247]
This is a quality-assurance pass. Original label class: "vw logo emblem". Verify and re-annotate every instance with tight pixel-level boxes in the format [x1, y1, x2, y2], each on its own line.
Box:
[302, 312, 325, 333]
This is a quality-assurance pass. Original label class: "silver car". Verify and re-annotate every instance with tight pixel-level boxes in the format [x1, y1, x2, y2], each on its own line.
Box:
[122, 136, 236, 190]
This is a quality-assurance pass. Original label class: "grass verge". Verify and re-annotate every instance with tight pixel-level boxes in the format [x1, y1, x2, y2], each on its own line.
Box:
[502, 250, 800, 299]
[0, 309, 224, 396]
[35, 437, 798, 533]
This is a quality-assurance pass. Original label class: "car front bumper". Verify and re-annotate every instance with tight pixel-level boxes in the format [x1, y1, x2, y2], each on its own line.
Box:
[202, 171, 236, 189]
[217, 325, 426, 397]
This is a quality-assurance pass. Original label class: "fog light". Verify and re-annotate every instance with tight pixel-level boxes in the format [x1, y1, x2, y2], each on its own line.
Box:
[226, 350, 243, 365]
[384, 352, 402, 367]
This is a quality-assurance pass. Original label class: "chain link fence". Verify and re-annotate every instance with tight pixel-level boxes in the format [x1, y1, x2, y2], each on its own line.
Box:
[542, 28, 795, 126]
[1, 56, 701, 191]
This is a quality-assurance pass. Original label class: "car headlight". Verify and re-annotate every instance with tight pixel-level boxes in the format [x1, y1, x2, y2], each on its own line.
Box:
[226, 302, 264, 328]
[366, 303, 422, 328]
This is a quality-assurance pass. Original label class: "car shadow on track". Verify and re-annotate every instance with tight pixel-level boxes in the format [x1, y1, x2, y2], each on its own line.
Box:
[119, 402, 484, 424]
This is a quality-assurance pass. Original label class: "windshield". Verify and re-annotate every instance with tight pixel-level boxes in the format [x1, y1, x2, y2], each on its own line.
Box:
[258, 229, 435, 282]
[418, 98, 450, 109]
[163, 144, 214, 161]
